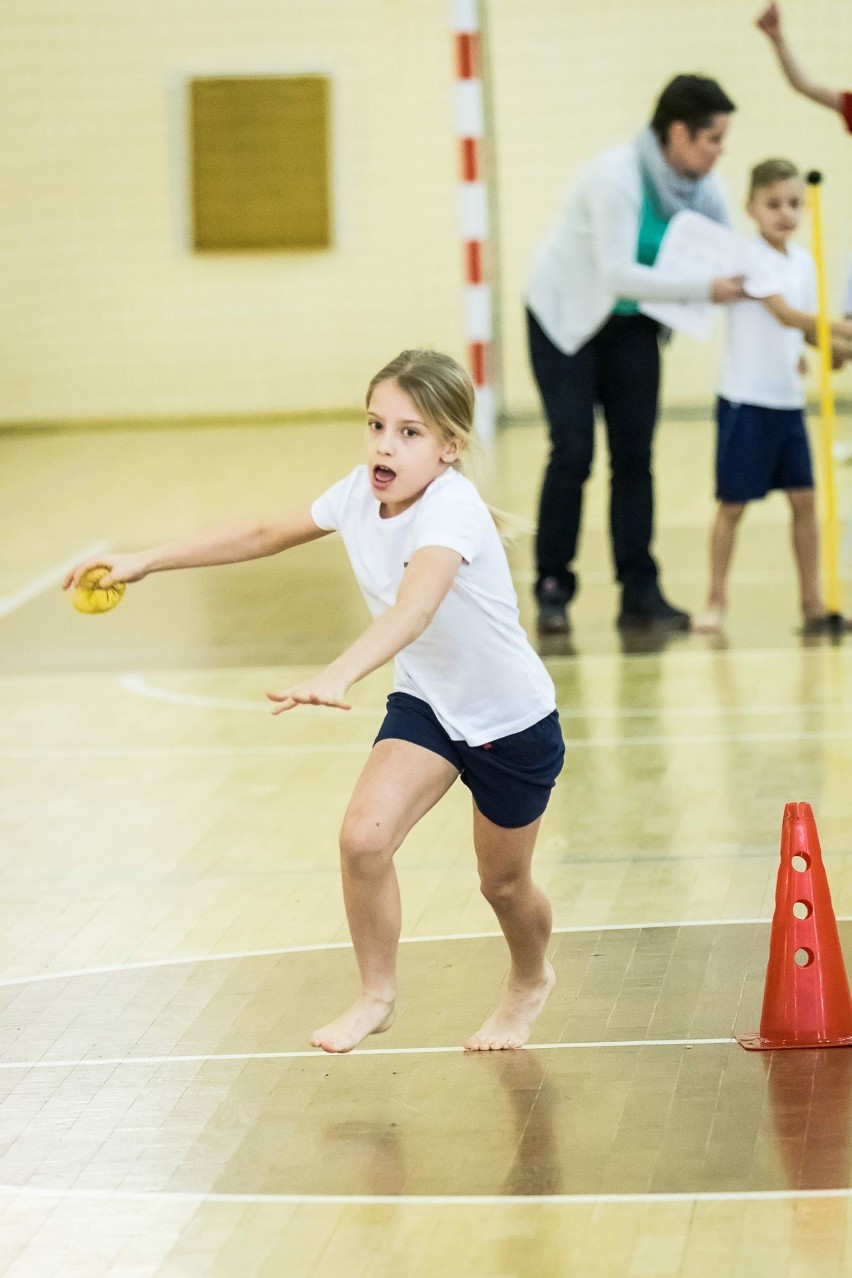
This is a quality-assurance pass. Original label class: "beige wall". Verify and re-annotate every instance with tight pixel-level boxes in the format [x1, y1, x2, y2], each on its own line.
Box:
[2, 0, 850, 424]
[0, 0, 465, 423]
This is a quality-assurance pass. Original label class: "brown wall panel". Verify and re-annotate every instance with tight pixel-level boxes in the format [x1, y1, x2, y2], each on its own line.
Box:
[190, 75, 331, 251]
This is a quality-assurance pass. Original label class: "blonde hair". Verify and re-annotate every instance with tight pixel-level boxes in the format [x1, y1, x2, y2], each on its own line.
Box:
[749, 157, 800, 198]
[366, 349, 531, 542]
[366, 349, 475, 463]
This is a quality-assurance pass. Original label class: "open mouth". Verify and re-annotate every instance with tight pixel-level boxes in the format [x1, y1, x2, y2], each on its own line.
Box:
[372, 464, 396, 489]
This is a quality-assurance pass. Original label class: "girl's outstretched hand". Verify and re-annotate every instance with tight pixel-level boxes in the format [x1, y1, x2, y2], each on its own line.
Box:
[62, 552, 150, 592]
[267, 673, 352, 715]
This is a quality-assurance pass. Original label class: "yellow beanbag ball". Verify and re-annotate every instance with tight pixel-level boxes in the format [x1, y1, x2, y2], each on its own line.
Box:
[73, 566, 126, 615]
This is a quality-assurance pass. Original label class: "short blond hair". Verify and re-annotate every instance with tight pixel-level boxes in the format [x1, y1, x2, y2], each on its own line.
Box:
[749, 158, 800, 197]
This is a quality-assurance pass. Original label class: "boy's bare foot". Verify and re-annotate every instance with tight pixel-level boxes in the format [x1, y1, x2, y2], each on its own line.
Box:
[692, 606, 726, 634]
[464, 961, 556, 1051]
[309, 994, 395, 1054]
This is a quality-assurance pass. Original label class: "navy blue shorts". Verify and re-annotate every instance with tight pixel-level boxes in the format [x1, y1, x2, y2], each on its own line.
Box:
[716, 396, 814, 503]
[374, 692, 565, 829]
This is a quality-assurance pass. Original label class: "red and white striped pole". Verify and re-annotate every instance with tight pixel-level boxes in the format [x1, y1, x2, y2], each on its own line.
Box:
[451, 0, 497, 443]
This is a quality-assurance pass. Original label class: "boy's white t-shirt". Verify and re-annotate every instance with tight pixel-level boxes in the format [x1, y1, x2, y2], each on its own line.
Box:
[310, 466, 556, 747]
[718, 239, 816, 410]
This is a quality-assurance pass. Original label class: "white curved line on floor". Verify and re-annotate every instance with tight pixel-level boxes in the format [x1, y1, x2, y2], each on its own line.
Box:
[0, 1037, 736, 1072]
[0, 917, 786, 989]
[0, 1184, 849, 1206]
[120, 673, 380, 716]
[120, 673, 851, 723]
[0, 541, 109, 619]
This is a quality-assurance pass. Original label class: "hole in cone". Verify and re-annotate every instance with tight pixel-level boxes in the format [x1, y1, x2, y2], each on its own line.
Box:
[791, 854, 810, 872]
[792, 900, 813, 920]
[794, 947, 814, 967]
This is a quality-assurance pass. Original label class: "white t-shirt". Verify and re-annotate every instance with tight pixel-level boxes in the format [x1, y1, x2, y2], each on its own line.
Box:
[719, 239, 816, 410]
[310, 466, 556, 747]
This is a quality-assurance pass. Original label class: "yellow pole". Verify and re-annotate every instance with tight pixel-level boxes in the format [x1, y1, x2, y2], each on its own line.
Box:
[806, 170, 843, 627]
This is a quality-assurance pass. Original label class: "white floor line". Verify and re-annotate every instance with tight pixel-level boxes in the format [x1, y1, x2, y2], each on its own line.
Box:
[562, 729, 852, 746]
[544, 647, 848, 667]
[119, 673, 852, 723]
[0, 1185, 850, 1207]
[0, 542, 109, 619]
[0, 646, 843, 690]
[0, 744, 369, 759]
[0, 1038, 736, 1073]
[512, 568, 846, 587]
[0, 918, 783, 989]
[4, 728, 852, 760]
[119, 673, 379, 716]
[564, 703, 852, 721]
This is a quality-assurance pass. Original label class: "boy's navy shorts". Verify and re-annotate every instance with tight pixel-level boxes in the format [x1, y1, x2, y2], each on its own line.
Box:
[374, 692, 565, 829]
[715, 396, 814, 503]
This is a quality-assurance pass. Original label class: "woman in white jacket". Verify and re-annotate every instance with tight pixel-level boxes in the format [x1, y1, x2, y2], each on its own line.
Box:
[527, 75, 747, 635]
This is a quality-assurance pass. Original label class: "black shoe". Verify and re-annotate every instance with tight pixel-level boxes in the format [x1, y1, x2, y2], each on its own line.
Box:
[800, 613, 852, 637]
[617, 594, 691, 632]
[536, 576, 570, 635]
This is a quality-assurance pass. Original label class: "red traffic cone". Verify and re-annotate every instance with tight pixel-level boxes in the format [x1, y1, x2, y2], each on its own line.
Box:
[739, 802, 852, 1050]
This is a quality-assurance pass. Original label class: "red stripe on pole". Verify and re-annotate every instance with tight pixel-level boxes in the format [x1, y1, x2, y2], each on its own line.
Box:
[459, 137, 479, 182]
[469, 341, 487, 387]
[455, 32, 479, 80]
[464, 241, 483, 285]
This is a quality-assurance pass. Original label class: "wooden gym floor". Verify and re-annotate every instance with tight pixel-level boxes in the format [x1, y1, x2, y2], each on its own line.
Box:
[1, 408, 852, 1276]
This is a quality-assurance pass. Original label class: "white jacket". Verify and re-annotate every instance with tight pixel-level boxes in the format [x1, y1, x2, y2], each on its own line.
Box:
[525, 144, 723, 355]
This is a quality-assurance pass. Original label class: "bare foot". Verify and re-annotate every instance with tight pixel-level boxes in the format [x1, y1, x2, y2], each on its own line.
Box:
[464, 961, 556, 1051]
[309, 994, 395, 1054]
[692, 606, 726, 634]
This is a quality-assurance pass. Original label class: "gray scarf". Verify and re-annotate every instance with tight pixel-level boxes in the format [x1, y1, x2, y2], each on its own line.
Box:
[635, 125, 729, 226]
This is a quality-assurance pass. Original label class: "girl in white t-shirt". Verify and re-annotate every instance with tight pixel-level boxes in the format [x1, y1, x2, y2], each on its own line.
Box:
[64, 350, 565, 1055]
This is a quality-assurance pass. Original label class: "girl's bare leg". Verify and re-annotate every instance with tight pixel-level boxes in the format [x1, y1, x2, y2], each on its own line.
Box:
[693, 501, 747, 633]
[788, 488, 825, 620]
[309, 739, 458, 1054]
[464, 808, 556, 1051]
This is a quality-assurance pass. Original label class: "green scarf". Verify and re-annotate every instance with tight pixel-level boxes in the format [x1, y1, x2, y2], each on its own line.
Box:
[613, 181, 669, 316]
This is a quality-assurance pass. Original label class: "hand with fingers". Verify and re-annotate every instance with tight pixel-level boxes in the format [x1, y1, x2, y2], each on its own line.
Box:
[831, 339, 852, 370]
[62, 552, 151, 593]
[711, 275, 748, 304]
[62, 553, 150, 614]
[267, 672, 352, 715]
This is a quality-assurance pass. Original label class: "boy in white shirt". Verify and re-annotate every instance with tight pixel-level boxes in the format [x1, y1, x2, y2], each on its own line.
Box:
[694, 159, 852, 634]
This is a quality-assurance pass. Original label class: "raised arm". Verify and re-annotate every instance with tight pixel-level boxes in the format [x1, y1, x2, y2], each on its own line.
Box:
[755, 4, 843, 112]
[62, 506, 329, 591]
[267, 545, 463, 713]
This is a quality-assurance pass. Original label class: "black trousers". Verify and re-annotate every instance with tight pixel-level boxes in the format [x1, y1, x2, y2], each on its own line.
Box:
[528, 308, 663, 605]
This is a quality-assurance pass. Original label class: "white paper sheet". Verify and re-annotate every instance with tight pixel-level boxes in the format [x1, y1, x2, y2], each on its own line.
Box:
[639, 210, 781, 340]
